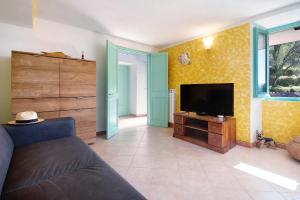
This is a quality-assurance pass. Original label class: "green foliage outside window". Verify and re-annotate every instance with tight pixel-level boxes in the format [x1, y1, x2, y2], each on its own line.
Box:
[269, 41, 300, 97]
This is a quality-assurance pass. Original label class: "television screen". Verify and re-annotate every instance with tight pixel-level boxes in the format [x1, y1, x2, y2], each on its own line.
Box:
[180, 83, 234, 116]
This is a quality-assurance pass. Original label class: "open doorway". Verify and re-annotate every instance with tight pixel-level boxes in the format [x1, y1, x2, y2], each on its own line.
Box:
[118, 52, 147, 130]
[106, 41, 168, 139]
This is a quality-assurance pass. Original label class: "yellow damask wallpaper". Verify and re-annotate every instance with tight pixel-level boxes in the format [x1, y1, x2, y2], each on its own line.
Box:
[263, 100, 300, 144]
[163, 24, 251, 142]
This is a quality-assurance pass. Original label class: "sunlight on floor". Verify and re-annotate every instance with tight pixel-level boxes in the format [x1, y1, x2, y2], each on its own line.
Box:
[234, 162, 299, 191]
[119, 116, 147, 129]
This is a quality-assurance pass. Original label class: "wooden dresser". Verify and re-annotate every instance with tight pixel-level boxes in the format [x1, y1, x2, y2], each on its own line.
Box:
[11, 51, 97, 144]
[173, 112, 236, 153]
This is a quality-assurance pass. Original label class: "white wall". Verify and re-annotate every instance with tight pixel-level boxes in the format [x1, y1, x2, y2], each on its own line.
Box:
[130, 65, 138, 115]
[250, 24, 263, 143]
[269, 29, 300, 46]
[0, 18, 157, 131]
[138, 59, 148, 115]
[118, 52, 148, 116]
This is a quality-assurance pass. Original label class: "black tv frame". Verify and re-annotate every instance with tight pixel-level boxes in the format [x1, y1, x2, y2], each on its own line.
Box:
[180, 83, 234, 116]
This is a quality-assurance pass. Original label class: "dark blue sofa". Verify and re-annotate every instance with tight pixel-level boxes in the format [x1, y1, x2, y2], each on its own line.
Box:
[0, 118, 145, 200]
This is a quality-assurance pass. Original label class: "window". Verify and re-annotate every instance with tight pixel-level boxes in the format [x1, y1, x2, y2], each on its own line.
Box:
[269, 31, 300, 97]
[253, 21, 300, 100]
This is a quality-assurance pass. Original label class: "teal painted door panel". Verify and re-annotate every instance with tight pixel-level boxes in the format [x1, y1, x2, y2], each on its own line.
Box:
[106, 41, 118, 139]
[149, 53, 168, 127]
[253, 27, 269, 98]
[118, 65, 130, 116]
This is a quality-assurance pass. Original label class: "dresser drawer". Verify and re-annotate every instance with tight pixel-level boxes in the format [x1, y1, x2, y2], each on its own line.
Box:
[208, 122, 223, 134]
[174, 115, 185, 124]
[11, 53, 60, 98]
[174, 124, 184, 135]
[60, 59, 96, 97]
[208, 133, 224, 147]
[60, 97, 96, 110]
[11, 98, 60, 114]
[60, 108, 96, 142]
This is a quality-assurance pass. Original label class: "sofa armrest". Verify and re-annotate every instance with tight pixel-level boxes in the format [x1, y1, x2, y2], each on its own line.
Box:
[3, 117, 76, 148]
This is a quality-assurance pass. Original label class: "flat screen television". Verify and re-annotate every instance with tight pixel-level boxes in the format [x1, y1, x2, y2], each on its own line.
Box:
[180, 83, 234, 116]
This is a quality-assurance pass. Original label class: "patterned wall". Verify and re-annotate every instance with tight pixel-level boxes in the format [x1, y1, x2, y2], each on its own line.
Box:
[164, 24, 252, 142]
[263, 100, 300, 144]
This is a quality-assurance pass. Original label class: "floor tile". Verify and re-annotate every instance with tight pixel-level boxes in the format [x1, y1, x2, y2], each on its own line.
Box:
[280, 192, 300, 200]
[91, 116, 300, 199]
[247, 191, 285, 200]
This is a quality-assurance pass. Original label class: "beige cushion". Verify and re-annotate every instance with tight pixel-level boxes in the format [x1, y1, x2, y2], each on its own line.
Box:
[287, 136, 300, 161]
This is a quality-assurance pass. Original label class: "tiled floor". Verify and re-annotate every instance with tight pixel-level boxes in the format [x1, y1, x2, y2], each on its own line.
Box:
[91, 124, 300, 200]
[118, 115, 147, 130]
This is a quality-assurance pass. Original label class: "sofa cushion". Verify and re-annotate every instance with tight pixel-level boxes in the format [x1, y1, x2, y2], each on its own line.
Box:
[2, 137, 145, 200]
[0, 126, 14, 195]
[3, 117, 76, 148]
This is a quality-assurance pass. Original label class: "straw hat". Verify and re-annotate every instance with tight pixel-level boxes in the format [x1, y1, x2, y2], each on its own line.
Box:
[8, 111, 44, 125]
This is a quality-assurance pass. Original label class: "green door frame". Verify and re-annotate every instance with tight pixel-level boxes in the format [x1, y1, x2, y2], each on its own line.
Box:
[106, 41, 119, 139]
[107, 43, 169, 139]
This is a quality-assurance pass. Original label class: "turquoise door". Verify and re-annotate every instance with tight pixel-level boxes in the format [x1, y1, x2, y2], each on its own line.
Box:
[148, 53, 168, 127]
[118, 65, 130, 116]
[106, 41, 118, 139]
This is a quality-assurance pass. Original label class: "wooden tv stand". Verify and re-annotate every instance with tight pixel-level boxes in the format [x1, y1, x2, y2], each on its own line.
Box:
[173, 112, 236, 153]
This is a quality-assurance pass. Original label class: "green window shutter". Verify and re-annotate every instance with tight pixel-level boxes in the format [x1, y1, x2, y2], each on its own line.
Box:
[253, 26, 269, 98]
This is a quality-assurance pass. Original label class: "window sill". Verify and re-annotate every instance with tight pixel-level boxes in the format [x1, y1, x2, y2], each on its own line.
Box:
[265, 97, 300, 102]
[254, 93, 300, 102]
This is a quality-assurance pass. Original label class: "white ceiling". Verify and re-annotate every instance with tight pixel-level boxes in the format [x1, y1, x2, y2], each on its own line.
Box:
[0, 0, 32, 27]
[1, 0, 300, 48]
[35, 0, 300, 48]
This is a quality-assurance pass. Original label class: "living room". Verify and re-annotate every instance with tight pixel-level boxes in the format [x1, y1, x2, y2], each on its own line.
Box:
[1, 0, 300, 200]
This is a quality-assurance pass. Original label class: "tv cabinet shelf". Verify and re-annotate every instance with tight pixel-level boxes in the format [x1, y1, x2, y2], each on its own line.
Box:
[176, 134, 210, 148]
[183, 125, 208, 132]
[173, 112, 236, 153]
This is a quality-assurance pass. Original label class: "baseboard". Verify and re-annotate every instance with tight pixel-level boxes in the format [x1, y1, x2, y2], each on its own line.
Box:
[130, 114, 147, 117]
[96, 131, 106, 136]
[236, 140, 255, 148]
[236, 140, 286, 150]
[276, 143, 286, 149]
[97, 126, 287, 150]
